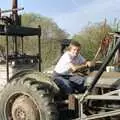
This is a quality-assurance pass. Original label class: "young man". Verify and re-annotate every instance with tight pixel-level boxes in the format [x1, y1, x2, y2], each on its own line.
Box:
[53, 40, 93, 94]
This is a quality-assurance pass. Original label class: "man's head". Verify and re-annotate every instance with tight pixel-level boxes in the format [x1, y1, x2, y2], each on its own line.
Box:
[68, 40, 81, 57]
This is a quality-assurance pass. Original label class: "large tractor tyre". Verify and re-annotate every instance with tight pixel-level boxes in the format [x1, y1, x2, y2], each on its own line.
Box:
[0, 78, 59, 120]
[9, 70, 35, 82]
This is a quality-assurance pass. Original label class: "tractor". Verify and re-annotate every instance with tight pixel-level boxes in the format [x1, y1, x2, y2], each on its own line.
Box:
[0, 0, 120, 120]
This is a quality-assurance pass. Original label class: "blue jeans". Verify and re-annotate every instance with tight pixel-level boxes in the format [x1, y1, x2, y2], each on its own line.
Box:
[53, 72, 86, 94]
[69, 75, 86, 93]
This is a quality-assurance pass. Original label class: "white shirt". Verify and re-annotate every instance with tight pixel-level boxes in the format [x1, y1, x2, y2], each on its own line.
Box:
[54, 51, 86, 75]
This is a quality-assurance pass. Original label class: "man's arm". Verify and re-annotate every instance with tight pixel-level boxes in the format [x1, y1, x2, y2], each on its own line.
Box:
[69, 63, 87, 72]
[69, 61, 95, 72]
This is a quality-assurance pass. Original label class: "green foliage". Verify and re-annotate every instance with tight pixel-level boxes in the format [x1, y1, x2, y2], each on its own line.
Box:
[73, 21, 112, 60]
[21, 13, 69, 70]
[0, 13, 115, 70]
[0, 13, 68, 70]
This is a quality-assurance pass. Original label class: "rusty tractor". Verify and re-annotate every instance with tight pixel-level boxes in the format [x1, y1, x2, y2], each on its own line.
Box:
[0, 0, 120, 120]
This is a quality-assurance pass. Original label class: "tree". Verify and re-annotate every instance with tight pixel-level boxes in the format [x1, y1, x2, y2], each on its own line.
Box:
[73, 20, 112, 60]
[21, 13, 69, 69]
[0, 13, 69, 70]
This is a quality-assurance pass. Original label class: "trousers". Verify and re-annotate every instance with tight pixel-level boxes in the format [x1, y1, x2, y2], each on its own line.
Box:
[53, 72, 86, 94]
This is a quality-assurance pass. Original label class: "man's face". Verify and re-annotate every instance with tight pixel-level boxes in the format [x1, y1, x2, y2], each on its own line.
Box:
[69, 45, 80, 57]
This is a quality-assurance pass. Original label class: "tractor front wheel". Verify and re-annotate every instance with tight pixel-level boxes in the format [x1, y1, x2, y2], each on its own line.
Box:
[0, 78, 58, 120]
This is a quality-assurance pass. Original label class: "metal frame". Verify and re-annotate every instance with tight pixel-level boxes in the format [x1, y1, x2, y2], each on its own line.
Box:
[73, 35, 120, 120]
[74, 90, 120, 120]
[0, 0, 42, 81]
[2, 24, 42, 81]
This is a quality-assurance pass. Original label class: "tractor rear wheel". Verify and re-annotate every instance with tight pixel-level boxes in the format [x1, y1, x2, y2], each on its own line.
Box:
[0, 77, 58, 120]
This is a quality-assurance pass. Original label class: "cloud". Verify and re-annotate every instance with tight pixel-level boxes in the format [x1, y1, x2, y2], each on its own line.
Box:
[53, 0, 120, 35]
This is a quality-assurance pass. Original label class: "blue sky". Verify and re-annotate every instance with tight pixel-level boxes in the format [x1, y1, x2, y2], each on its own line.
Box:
[1, 0, 120, 35]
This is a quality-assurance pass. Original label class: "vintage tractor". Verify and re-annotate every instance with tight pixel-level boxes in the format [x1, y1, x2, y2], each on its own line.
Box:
[0, 29, 120, 120]
[0, 0, 120, 120]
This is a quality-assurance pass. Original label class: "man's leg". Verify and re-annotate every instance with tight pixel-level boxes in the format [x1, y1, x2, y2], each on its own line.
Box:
[53, 73, 73, 94]
[69, 75, 86, 93]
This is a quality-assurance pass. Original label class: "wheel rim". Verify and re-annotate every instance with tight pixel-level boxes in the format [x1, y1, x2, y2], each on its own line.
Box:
[6, 94, 40, 120]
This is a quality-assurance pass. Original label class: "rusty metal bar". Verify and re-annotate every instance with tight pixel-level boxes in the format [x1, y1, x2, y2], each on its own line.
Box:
[0, 8, 1, 17]
[76, 94, 120, 100]
[21, 36, 24, 54]
[5, 27, 9, 82]
[38, 25, 41, 72]
[12, 0, 18, 14]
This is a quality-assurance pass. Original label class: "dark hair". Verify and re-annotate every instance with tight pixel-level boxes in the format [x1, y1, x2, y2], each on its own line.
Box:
[70, 40, 81, 47]
[67, 40, 81, 51]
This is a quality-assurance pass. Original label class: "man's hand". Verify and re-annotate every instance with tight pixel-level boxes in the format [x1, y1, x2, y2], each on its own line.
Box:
[70, 63, 88, 72]
[86, 61, 96, 67]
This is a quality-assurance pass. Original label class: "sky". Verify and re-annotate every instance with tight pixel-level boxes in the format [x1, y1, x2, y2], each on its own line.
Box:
[1, 0, 120, 35]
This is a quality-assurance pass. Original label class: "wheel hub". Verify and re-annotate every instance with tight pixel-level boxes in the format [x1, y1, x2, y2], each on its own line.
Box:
[14, 107, 26, 120]
[9, 95, 40, 120]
